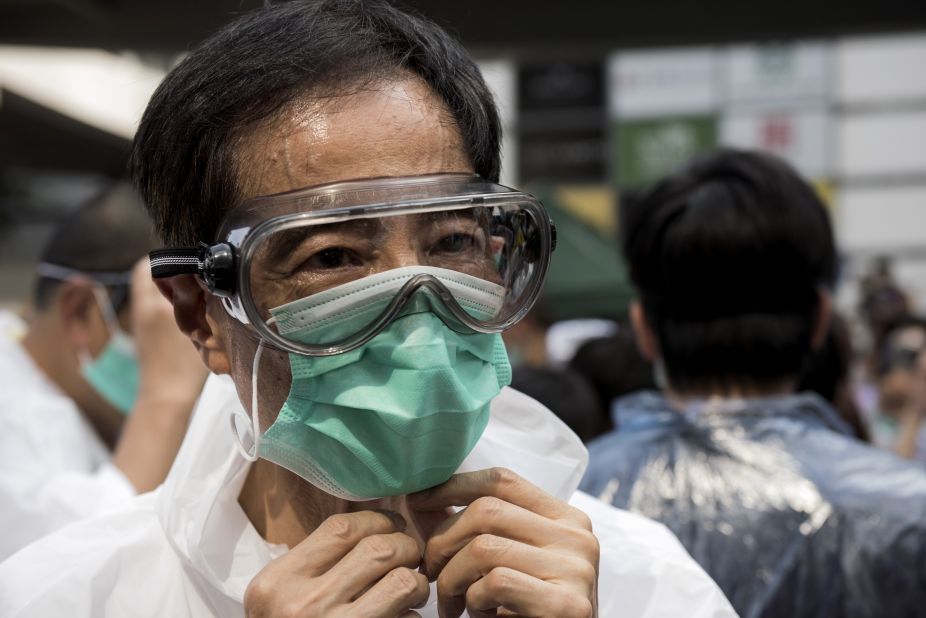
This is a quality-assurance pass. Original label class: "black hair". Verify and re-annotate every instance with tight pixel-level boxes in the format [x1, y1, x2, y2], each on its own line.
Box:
[568, 325, 656, 428]
[33, 182, 157, 310]
[131, 0, 501, 246]
[798, 312, 870, 441]
[621, 148, 837, 393]
[510, 366, 607, 443]
[875, 314, 926, 377]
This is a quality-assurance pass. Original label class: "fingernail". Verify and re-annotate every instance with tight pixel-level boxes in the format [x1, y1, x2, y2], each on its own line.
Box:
[373, 509, 407, 531]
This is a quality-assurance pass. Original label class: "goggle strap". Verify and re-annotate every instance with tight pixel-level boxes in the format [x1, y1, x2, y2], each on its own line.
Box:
[149, 247, 204, 279]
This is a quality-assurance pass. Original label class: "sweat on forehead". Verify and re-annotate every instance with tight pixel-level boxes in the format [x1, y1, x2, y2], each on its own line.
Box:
[233, 76, 472, 202]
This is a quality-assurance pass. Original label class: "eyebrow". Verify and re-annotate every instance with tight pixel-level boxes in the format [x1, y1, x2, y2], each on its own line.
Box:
[261, 219, 378, 265]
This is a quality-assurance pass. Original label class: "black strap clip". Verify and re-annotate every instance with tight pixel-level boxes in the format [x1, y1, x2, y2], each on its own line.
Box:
[149, 243, 237, 297]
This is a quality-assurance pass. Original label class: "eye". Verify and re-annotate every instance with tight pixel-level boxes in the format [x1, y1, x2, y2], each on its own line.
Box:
[306, 247, 362, 270]
[434, 233, 479, 254]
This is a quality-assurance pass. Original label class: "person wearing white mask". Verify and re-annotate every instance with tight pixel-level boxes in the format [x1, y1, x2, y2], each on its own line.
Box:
[0, 2, 736, 616]
[0, 184, 208, 560]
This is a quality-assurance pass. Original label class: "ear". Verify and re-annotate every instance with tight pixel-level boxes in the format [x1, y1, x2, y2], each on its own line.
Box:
[629, 300, 659, 362]
[155, 275, 231, 374]
[56, 282, 100, 350]
[810, 289, 833, 351]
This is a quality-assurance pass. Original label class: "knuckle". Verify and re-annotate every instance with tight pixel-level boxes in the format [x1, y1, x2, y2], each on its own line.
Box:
[386, 567, 423, 597]
[561, 596, 594, 618]
[425, 540, 456, 574]
[397, 532, 419, 556]
[581, 531, 601, 564]
[243, 575, 273, 608]
[360, 534, 397, 562]
[486, 467, 520, 491]
[435, 571, 452, 597]
[278, 601, 309, 618]
[469, 496, 505, 521]
[570, 508, 594, 532]
[320, 514, 355, 541]
[470, 533, 508, 560]
[573, 557, 598, 586]
[483, 567, 515, 596]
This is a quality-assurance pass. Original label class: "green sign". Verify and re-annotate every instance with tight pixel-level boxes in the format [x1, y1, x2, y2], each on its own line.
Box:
[614, 115, 717, 188]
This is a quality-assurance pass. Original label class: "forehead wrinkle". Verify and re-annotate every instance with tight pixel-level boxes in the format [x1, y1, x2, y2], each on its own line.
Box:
[234, 77, 471, 201]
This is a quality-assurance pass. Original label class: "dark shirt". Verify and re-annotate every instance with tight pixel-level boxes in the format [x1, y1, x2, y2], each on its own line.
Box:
[580, 391, 926, 618]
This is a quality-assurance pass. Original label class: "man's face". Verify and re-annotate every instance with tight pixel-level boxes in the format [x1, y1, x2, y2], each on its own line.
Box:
[878, 325, 926, 418]
[206, 76, 475, 428]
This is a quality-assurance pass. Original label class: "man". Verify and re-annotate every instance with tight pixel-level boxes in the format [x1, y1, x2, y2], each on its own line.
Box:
[0, 183, 207, 560]
[580, 149, 926, 617]
[871, 316, 926, 461]
[0, 2, 736, 617]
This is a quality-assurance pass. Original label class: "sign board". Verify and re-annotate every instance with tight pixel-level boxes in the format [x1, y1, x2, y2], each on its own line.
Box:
[721, 105, 831, 177]
[614, 115, 717, 187]
[837, 34, 926, 105]
[608, 48, 718, 119]
[517, 62, 606, 184]
[724, 42, 830, 105]
[520, 130, 606, 185]
[519, 62, 604, 112]
[477, 59, 517, 186]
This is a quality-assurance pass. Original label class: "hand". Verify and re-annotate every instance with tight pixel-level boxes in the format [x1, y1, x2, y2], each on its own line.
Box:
[896, 351, 926, 459]
[129, 258, 207, 403]
[408, 468, 599, 618]
[910, 351, 926, 420]
[111, 258, 209, 491]
[244, 511, 429, 618]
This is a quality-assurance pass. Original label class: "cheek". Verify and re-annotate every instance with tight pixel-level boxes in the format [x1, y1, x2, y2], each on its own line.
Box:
[257, 349, 294, 431]
[229, 337, 293, 433]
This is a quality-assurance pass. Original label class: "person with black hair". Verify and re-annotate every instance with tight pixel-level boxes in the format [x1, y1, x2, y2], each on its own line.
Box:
[568, 324, 657, 434]
[510, 366, 607, 442]
[871, 315, 926, 462]
[0, 183, 207, 561]
[580, 148, 926, 617]
[0, 2, 735, 617]
[797, 312, 870, 442]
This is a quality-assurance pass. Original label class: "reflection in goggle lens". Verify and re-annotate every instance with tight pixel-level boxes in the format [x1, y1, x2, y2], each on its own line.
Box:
[248, 205, 543, 323]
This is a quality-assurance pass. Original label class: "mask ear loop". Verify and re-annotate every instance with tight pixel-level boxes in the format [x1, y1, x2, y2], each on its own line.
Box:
[77, 285, 123, 369]
[230, 317, 276, 462]
[91, 285, 123, 336]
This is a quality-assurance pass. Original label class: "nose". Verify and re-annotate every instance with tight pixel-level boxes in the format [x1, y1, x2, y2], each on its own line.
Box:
[376, 216, 425, 271]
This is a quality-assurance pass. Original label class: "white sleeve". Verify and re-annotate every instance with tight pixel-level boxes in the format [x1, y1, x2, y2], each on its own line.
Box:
[569, 490, 739, 618]
[0, 427, 135, 562]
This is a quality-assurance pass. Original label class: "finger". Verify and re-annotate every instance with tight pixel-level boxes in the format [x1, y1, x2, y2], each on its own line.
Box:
[465, 567, 594, 618]
[349, 567, 430, 617]
[437, 534, 595, 606]
[320, 532, 421, 599]
[408, 468, 584, 526]
[422, 497, 595, 579]
[289, 510, 406, 575]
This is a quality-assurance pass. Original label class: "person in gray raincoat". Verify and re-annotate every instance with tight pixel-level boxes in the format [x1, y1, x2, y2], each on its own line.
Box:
[580, 149, 926, 618]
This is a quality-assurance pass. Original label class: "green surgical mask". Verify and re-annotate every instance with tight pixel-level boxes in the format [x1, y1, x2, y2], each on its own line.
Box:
[81, 331, 140, 414]
[234, 268, 512, 501]
[80, 287, 140, 415]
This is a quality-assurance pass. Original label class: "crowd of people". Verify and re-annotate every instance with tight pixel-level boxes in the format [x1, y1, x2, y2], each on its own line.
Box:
[1, 1, 924, 617]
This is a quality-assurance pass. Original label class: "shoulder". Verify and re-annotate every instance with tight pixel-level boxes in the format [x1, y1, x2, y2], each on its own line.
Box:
[569, 491, 738, 618]
[0, 493, 189, 618]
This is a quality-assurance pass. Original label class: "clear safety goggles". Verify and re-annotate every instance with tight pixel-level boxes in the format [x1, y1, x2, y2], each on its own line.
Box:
[150, 174, 555, 356]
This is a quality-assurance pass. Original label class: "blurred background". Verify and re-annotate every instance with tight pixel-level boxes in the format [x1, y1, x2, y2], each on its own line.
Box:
[1, 0, 925, 343]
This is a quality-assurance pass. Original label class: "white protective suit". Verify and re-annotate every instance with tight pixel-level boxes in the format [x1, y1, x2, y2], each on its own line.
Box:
[0, 373, 736, 617]
[0, 310, 134, 561]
